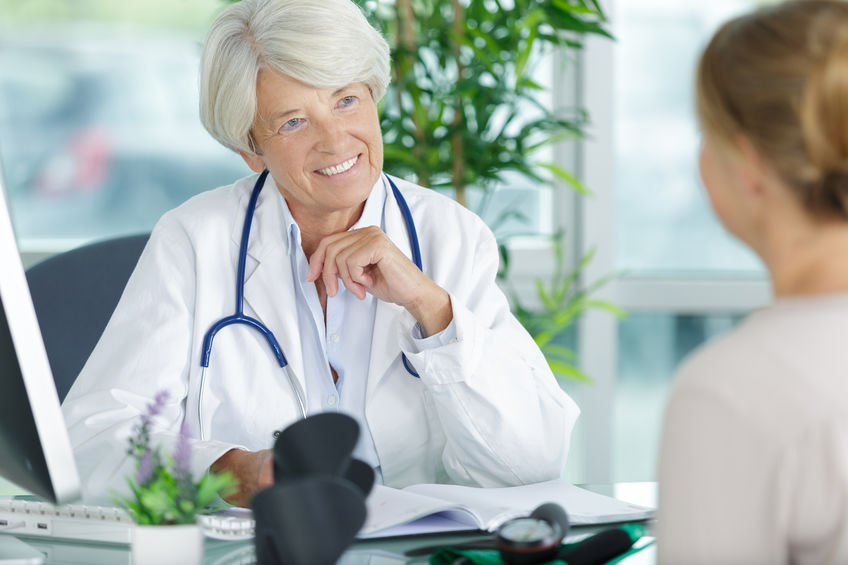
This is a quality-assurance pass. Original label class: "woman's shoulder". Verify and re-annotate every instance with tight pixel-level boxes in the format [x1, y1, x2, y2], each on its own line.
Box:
[676, 297, 848, 387]
[669, 298, 848, 436]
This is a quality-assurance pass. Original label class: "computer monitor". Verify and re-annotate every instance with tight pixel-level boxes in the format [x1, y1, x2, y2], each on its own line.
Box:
[0, 157, 81, 505]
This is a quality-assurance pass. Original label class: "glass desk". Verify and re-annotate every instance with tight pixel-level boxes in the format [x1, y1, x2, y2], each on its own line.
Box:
[7, 483, 657, 564]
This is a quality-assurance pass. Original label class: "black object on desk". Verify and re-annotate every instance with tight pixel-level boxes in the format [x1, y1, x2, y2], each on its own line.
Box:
[252, 413, 374, 565]
[495, 503, 569, 564]
[417, 522, 644, 565]
[557, 526, 638, 564]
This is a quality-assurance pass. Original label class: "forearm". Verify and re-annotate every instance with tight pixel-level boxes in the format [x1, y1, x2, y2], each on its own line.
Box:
[404, 299, 578, 486]
[404, 282, 453, 337]
[210, 448, 273, 508]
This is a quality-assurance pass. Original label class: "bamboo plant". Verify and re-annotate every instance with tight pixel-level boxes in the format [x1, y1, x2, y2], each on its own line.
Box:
[355, 0, 611, 206]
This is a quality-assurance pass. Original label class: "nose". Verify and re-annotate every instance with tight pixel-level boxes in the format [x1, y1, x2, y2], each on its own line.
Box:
[313, 116, 346, 153]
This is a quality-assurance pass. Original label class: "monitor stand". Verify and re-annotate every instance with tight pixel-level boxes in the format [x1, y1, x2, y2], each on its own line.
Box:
[0, 535, 44, 564]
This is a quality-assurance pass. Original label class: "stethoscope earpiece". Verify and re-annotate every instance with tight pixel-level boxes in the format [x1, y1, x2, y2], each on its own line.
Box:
[495, 502, 569, 565]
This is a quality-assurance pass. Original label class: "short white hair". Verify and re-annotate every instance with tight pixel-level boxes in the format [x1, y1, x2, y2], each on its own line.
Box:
[199, 0, 391, 154]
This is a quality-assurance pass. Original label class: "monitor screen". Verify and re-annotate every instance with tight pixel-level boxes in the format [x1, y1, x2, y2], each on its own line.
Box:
[0, 157, 80, 505]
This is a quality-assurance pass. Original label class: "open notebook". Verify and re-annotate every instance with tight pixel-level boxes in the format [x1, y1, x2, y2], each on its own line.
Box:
[360, 479, 654, 538]
[0, 479, 652, 544]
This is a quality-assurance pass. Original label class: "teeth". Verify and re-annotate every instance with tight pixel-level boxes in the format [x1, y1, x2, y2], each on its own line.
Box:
[318, 156, 357, 176]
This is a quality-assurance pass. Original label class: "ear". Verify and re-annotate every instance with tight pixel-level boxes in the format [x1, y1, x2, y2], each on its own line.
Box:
[734, 135, 769, 201]
[239, 149, 266, 174]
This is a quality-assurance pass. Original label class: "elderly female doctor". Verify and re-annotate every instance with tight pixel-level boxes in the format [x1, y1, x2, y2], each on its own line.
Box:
[61, 0, 579, 507]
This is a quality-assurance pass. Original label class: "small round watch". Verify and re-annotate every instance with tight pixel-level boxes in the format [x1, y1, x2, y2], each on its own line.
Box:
[494, 516, 564, 565]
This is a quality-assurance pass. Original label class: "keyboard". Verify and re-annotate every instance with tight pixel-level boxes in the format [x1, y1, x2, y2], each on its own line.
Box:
[0, 498, 255, 544]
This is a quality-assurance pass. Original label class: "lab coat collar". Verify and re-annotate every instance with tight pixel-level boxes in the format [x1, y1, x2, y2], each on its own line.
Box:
[276, 175, 388, 259]
[228, 172, 291, 260]
[234, 172, 306, 399]
[229, 172, 409, 265]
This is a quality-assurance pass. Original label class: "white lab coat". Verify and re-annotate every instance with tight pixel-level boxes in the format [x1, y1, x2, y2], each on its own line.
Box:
[62, 173, 579, 503]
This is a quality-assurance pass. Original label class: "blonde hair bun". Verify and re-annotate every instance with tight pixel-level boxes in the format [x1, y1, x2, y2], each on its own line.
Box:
[697, 0, 848, 217]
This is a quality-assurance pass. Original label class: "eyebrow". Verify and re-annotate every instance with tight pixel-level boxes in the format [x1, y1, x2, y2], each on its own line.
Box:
[265, 108, 299, 126]
[264, 86, 356, 125]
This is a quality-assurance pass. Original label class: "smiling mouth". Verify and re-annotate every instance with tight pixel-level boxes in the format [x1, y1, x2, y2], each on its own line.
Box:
[316, 155, 359, 177]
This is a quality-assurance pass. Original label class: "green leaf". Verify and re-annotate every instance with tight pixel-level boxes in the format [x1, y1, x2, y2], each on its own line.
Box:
[515, 11, 542, 81]
[584, 299, 629, 319]
[551, 0, 603, 17]
[543, 344, 578, 361]
[197, 471, 238, 508]
[498, 243, 510, 281]
[547, 360, 593, 383]
[535, 278, 557, 312]
[537, 162, 593, 195]
[518, 77, 545, 91]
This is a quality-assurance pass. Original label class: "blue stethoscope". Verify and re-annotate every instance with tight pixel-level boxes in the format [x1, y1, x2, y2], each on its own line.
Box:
[197, 170, 422, 434]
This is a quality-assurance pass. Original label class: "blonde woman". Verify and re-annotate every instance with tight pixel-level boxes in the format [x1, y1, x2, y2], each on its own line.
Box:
[657, 1, 848, 563]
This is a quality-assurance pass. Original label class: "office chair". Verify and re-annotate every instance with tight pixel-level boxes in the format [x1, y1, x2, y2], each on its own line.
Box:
[25, 233, 149, 403]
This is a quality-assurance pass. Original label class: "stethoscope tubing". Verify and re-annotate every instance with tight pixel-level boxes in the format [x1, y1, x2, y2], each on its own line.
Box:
[197, 171, 422, 438]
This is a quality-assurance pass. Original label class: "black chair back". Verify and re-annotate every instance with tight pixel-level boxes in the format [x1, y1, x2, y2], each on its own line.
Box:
[25, 233, 149, 402]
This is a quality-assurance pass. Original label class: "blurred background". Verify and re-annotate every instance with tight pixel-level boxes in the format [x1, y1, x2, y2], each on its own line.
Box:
[0, 0, 770, 485]
[0, 0, 249, 254]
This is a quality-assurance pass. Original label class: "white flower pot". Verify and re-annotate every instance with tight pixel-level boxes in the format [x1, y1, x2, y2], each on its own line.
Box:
[131, 523, 203, 565]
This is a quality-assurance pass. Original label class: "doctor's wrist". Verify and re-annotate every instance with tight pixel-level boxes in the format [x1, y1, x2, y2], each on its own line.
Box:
[211, 448, 273, 508]
[404, 286, 452, 337]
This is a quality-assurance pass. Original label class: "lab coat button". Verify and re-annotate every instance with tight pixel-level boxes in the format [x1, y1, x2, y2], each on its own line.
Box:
[330, 333, 340, 343]
[328, 395, 337, 406]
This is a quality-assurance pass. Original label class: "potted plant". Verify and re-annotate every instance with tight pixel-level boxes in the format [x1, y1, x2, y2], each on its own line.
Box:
[118, 390, 236, 565]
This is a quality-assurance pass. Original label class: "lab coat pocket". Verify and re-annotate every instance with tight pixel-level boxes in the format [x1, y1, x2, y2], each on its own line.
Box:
[368, 367, 442, 486]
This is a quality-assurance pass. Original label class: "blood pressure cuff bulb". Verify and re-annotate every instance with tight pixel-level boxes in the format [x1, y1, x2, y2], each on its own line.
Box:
[252, 413, 375, 565]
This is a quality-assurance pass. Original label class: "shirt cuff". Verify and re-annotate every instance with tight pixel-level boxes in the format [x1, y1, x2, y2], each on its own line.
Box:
[398, 293, 480, 384]
[409, 318, 459, 353]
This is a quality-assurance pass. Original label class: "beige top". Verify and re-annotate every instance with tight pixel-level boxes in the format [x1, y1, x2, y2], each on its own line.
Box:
[657, 292, 848, 565]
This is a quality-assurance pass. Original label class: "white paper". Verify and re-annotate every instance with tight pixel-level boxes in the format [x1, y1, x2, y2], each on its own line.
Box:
[360, 479, 654, 538]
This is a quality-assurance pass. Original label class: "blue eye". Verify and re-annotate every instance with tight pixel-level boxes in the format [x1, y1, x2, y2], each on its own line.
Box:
[280, 118, 304, 132]
[337, 95, 357, 109]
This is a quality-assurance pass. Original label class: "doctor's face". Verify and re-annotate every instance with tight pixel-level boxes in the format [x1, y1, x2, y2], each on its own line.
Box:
[241, 70, 384, 232]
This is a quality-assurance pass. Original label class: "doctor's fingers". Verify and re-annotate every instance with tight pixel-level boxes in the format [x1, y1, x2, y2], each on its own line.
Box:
[327, 229, 418, 303]
[337, 238, 429, 306]
[305, 228, 368, 285]
[333, 237, 392, 300]
[308, 228, 395, 294]
[326, 230, 394, 299]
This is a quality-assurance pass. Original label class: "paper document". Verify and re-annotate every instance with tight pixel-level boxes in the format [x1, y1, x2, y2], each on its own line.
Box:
[359, 479, 654, 538]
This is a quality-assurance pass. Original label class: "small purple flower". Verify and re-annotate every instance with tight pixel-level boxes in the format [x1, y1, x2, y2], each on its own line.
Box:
[148, 390, 169, 418]
[137, 449, 154, 485]
[174, 421, 191, 475]
[141, 390, 169, 428]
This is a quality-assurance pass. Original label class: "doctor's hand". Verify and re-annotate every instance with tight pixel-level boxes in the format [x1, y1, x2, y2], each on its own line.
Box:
[306, 226, 453, 336]
[210, 448, 273, 508]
